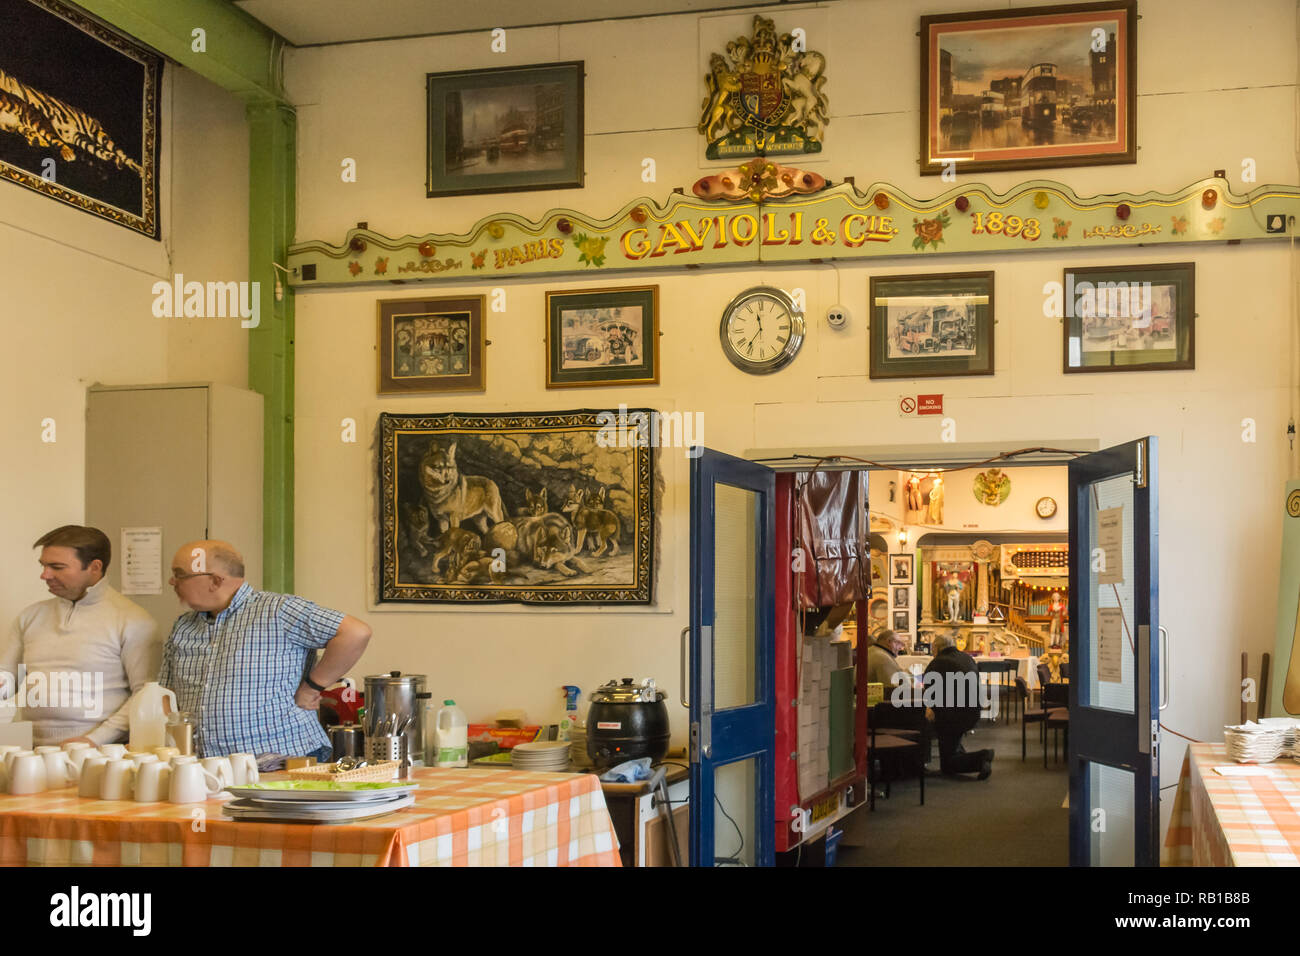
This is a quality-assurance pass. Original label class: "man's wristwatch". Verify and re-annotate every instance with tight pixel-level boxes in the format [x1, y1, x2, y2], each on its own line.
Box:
[303, 674, 329, 693]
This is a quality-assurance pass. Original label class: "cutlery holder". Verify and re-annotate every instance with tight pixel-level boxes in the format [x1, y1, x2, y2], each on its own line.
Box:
[366, 735, 409, 779]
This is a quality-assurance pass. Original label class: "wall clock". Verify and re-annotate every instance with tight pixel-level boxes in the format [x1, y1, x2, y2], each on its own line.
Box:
[1035, 496, 1058, 519]
[719, 286, 805, 373]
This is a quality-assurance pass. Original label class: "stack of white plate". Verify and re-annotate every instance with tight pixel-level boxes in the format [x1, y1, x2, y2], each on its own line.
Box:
[511, 740, 571, 771]
[1224, 723, 1289, 764]
[221, 780, 419, 823]
[1258, 717, 1300, 751]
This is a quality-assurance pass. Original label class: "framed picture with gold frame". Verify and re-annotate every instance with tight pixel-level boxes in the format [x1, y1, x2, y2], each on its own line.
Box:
[545, 285, 659, 388]
[377, 296, 485, 394]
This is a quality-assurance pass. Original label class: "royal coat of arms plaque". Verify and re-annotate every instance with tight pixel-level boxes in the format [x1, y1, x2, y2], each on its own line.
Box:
[698, 15, 828, 160]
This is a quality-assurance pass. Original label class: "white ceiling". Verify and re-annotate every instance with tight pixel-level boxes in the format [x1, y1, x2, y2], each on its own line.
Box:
[232, 0, 781, 46]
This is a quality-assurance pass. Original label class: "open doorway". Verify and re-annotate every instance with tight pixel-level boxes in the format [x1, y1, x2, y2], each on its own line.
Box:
[689, 440, 1159, 867]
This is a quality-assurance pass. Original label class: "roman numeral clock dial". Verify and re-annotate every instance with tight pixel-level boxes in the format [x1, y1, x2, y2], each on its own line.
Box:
[719, 286, 805, 374]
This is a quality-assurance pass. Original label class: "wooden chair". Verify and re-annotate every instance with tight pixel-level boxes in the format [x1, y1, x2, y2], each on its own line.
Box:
[868, 720, 926, 810]
[1045, 708, 1069, 767]
[1014, 676, 1046, 761]
[1000, 660, 1020, 722]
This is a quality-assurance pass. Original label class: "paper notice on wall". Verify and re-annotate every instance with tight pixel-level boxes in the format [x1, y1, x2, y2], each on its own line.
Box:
[1097, 507, 1124, 585]
[120, 527, 163, 595]
[1097, 607, 1124, 683]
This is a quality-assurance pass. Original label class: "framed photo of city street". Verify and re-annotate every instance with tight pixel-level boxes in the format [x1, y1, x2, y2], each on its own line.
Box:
[869, 272, 995, 379]
[0, 0, 161, 237]
[545, 286, 659, 388]
[919, 1, 1137, 175]
[426, 61, 584, 198]
[1062, 262, 1195, 373]
[377, 295, 486, 394]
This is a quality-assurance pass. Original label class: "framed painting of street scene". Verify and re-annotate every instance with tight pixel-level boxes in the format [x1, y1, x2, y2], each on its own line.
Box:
[545, 285, 659, 388]
[919, 1, 1137, 174]
[377, 295, 485, 394]
[869, 272, 995, 379]
[427, 61, 584, 197]
[0, 0, 161, 236]
[377, 410, 654, 604]
[1063, 262, 1195, 373]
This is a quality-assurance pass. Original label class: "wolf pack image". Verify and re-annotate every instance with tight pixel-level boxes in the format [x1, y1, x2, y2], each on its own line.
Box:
[378, 411, 653, 604]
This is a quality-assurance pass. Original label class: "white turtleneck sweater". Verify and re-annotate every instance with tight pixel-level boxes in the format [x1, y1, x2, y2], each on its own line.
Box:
[0, 578, 161, 746]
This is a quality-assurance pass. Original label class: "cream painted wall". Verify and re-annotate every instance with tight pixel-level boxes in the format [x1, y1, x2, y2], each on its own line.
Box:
[286, 0, 1300, 807]
[0, 67, 249, 632]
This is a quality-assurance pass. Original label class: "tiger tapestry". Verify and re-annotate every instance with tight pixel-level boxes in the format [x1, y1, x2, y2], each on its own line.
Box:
[0, 0, 161, 237]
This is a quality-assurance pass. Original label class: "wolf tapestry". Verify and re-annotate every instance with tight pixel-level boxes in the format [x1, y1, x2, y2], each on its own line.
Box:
[378, 410, 654, 604]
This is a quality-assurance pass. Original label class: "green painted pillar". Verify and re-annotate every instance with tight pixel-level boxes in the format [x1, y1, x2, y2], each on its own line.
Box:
[247, 100, 296, 591]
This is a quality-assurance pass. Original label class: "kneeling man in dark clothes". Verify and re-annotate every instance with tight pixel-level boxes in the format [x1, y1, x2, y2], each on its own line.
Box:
[923, 631, 994, 780]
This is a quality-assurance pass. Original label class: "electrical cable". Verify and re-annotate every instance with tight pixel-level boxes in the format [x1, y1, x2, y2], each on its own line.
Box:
[713, 792, 746, 866]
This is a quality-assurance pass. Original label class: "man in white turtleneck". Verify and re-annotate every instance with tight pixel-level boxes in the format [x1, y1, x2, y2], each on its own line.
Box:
[0, 526, 160, 747]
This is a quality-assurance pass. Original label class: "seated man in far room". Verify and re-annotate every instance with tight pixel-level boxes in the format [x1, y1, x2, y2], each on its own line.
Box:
[866, 628, 907, 690]
[923, 631, 994, 781]
[159, 540, 372, 761]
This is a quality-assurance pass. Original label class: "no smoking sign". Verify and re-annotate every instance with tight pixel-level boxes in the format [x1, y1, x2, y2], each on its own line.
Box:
[899, 394, 943, 417]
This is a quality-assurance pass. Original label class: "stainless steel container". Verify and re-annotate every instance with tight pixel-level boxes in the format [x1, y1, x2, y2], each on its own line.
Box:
[363, 672, 426, 771]
[328, 723, 366, 760]
[365, 734, 408, 779]
[165, 712, 195, 756]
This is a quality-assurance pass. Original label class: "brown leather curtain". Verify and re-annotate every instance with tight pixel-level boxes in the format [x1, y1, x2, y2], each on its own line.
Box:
[795, 470, 869, 609]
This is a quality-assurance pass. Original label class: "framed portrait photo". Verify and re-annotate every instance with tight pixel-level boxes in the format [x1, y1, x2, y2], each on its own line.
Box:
[545, 285, 659, 388]
[427, 61, 584, 198]
[377, 296, 485, 394]
[889, 553, 914, 585]
[1063, 262, 1194, 373]
[893, 586, 910, 606]
[870, 272, 994, 379]
[892, 610, 910, 633]
[919, 1, 1137, 175]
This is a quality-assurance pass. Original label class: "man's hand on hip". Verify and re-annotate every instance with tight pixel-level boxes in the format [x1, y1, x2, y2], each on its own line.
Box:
[295, 683, 322, 711]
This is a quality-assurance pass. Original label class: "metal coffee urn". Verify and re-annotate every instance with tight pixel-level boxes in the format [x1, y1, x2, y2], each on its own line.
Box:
[363, 672, 427, 765]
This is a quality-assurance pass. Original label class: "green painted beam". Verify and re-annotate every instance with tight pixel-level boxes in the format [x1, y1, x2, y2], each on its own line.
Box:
[247, 101, 297, 592]
[73, 0, 286, 103]
[82, 0, 296, 590]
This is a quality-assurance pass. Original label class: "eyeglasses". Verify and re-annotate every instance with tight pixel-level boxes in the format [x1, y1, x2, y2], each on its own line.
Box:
[170, 571, 213, 582]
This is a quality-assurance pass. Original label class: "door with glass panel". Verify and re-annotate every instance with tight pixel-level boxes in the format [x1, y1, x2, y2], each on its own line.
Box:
[1067, 438, 1160, 866]
[688, 448, 775, 866]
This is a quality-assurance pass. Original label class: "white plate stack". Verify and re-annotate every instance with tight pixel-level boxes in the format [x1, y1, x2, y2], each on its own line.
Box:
[1223, 722, 1289, 764]
[510, 741, 571, 771]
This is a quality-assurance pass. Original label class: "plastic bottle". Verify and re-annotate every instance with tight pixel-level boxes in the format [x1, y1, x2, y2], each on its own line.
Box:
[433, 699, 468, 767]
[559, 685, 581, 743]
[129, 682, 177, 752]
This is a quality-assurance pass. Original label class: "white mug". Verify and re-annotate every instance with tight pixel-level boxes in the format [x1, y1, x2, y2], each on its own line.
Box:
[68, 747, 100, 774]
[128, 752, 160, 769]
[99, 744, 127, 760]
[201, 756, 233, 789]
[34, 745, 60, 755]
[4, 749, 34, 777]
[169, 762, 222, 803]
[153, 747, 180, 762]
[78, 755, 110, 797]
[227, 753, 259, 786]
[63, 741, 93, 753]
[9, 753, 47, 795]
[41, 749, 77, 788]
[99, 758, 136, 800]
[134, 761, 172, 802]
[170, 755, 197, 767]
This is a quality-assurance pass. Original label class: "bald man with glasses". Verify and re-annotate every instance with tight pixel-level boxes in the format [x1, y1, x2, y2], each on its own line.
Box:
[160, 540, 371, 760]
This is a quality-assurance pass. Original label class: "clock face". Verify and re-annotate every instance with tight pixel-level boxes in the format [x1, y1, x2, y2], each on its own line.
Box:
[1036, 496, 1057, 518]
[719, 287, 805, 373]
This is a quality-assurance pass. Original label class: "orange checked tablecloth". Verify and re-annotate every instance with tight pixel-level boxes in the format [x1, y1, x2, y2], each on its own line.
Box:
[0, 767, 621, 867]
[1161, 743, 1300, 866]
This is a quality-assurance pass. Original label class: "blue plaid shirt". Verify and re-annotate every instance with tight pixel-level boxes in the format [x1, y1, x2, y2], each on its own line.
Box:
[158, 583, 344, 757]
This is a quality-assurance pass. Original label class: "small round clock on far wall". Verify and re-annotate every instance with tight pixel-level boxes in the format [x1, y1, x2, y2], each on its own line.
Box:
[719, 286, 805, 373]
[1036, 496, 1058, 519]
